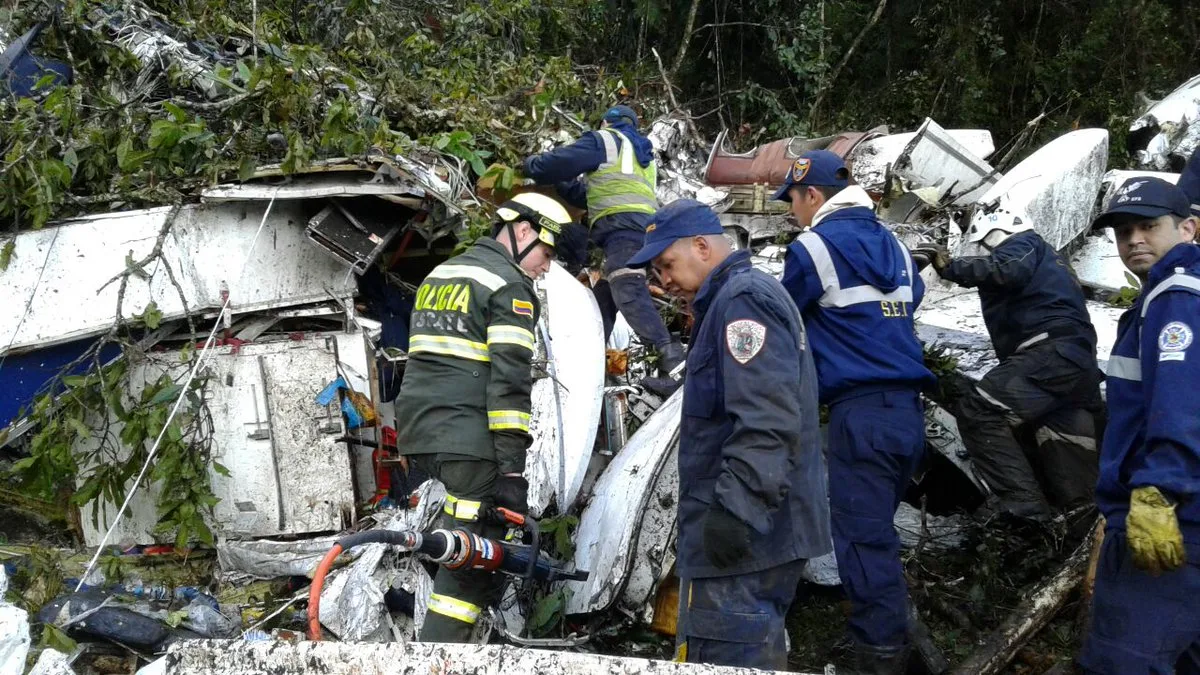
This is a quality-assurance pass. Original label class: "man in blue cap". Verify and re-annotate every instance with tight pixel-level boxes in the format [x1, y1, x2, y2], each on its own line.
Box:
[1079, 176, 1200, 674]
[626, 198, 831, 670]
[776, 150, 934, 674]
[522, 105, 683, 395]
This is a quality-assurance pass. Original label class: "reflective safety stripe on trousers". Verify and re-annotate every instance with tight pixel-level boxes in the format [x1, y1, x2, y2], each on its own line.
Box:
[408, 335, 490, 362]
[795, 231, 915, 308]
[444, 494, 483, 521]
[486, 325, 535, 352]
[488, 410, 531, 432]
[427, 593, 482, 625]
[587, 129, 657, 221]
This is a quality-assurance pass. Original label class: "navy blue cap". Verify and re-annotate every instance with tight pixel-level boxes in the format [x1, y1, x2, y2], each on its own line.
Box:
[771, 150, 850, 202]
[627, 199, 724, 268]
[602, 104, 639, 128]
[1092, 176, 1191, 231]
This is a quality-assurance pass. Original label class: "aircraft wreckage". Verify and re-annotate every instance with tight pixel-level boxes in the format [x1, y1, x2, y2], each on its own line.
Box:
[5, 70, 1200, 675]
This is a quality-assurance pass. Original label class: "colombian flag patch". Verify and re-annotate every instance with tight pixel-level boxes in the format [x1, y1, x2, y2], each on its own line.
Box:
[511, 299, 534, 317]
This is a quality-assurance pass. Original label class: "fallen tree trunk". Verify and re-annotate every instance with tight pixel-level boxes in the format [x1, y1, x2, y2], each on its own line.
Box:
[951, 522, 1099, 675]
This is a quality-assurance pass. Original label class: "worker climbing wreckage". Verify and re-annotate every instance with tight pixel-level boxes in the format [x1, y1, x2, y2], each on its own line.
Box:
[776, 151, 936, 674]
[1080, 177, 1200, 674]
[916, 203, 1105, 530]
[624, 199, 832, 670]
[521, 104, 688, 396]
[392, 193, 585, 643]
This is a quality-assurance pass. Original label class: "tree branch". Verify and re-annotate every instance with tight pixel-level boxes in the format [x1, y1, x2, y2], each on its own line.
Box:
[670, 0, 702, 75]
[650, 47, 702, 143]
[808, 0, 889, 129]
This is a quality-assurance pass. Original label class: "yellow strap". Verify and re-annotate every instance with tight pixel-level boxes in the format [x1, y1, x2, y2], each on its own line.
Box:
[427, 593, 482, 625]
[443, 494, 483, 522]
[488, 410, 531, 432]
[408, 334, 490, 362]
[486, 325, 535, 352]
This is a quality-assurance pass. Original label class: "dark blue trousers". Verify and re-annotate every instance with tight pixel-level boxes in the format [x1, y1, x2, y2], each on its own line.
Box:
[829, 387, 925, 648]
[675, 559, 806, 670]
[600, 230, 672, 349]
[1079, 531, 1200, 674]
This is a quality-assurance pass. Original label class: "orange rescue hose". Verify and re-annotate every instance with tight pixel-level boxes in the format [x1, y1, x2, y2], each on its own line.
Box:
[307, 543, 344, 640]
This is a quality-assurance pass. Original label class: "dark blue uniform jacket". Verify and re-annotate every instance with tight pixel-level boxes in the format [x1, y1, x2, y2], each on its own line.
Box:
[940, 230, 1097, 361]
[1099, 243, 1200, 542]
[782, 203, 935, 402]
[521, 122, 654, 243]
[678, 249, 832, 578]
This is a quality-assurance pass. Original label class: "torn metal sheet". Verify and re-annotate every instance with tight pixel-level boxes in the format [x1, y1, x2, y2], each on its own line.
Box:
[1070, 230, 1136, 294]
[1099, 169, 1180, 211]
[201, 172, 427, 204]
[164, 640, 813, 675]
[90, 4, 224, 99]
[889, 119, 999, 205]
[217, 535, 348, 581]
[749, 244, 787, 279]
[564, 390, 682, 616]
[76, 337, 356, 546]
[0, 202, 357, 356]
[619, 438, 679, 618]
[925, 403, 988, 495]
[527, 262, 605, 517]
[894, 502, 967, 551]
[1130, 74, 1200, 170]
[974, 129, 1109, 253]
[719, 212, 792, 247]
[915, 291, 1123, 378]
[850, 121, 996, 196]
[27, 648, 74, 675]
[658, 167, 731, 209]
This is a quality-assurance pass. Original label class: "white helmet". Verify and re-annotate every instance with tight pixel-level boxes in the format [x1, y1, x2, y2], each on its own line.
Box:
[966, 204, 1033, 246]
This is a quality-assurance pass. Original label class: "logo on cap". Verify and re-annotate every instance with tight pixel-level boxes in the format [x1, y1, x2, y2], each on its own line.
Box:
[1115, 180, 1147, 204]
[646, 223, 657, 233]
[791, 158, 811, 183]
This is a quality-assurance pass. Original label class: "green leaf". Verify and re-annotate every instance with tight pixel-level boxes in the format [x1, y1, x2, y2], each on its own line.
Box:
[149, 383, 183, 406]
[468, 154, 487, 177]
[162, 101, 187, 123]
[67, 417, 90, 439]
[237, 60, 252, 85]
[527, 591, 564, 635]
[137, 301, 163, 329]
[9, 456, 36, 473]
[63, 147, 79, 175]
[434, 134, 450, 150]
[33, 73, 58, 91]
[1124, 271, 1142, 289]
[239, 156, 259, 181]
[41, 624, 77, 653]
[149, 120, 183, 150]
[212, 461, 232, 477]
[116, 137, 135, 172]
[0, 240, 13, 272]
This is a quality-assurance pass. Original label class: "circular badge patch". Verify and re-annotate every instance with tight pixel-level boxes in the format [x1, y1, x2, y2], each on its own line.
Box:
[726, 319, 767, 364]
[791, 158, 811, 183]
[1159, 321, 1193, 352]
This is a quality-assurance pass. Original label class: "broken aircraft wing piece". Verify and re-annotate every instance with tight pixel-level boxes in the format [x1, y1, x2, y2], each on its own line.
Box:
[1129, 73, 1200, 170]
[564, 389, 683, 616]
[973, 128, 1109, 254]
[526, 262, 606, 517]
[850, 119, 997, 199]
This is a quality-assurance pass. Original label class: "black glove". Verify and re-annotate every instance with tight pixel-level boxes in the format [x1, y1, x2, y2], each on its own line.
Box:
[493, 475, 529, 515]
[702, 504, 753, 569]
[911, 242, 950, 274]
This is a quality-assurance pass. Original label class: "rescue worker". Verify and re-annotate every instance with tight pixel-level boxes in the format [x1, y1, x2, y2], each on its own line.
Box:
[1177, 145, 1200, 219]
[1080, 177, 1200, 673]
[921, 204, 1103, 524]
[775, 150, 935, 674]
[394, 192, 579, 643]
[625, 199, 831, 670]
[522, 104, 683, 395]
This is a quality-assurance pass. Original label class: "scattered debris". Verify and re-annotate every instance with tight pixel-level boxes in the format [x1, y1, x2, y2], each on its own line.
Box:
[1129, 74, 1200, 170]
[0, 569, 31, 675]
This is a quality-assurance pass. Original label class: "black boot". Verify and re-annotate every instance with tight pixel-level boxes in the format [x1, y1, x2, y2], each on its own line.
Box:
[640, 341, 686, 397]
[850, 642, 911, 675]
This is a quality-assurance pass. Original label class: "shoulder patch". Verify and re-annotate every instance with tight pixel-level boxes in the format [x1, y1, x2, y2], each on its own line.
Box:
[726, 319, 767, 364]
[511, 299, 534, 318]
[1158, 321, 1192, 352]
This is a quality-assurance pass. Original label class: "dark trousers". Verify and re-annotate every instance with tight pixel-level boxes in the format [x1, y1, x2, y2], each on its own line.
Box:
[601, 230, 672, 349]
[413, 454, 505, 643]
[955, 341, 1101, 515]
[675, 559, 806, 670]
[829, 387, 925, 648]
[1079, 531, 1200, 674]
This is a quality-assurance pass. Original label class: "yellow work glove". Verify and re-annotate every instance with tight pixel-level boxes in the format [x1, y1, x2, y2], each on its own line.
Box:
[1126, 486, 1186, 574]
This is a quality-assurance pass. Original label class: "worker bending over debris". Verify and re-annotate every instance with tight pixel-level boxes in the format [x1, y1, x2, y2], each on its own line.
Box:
[522, 104, 685, 396]
[625, 199, 831, 670]
[1080, 177, 1200, 673]
[776, 150, 935, 674]
[919, 204, 1103, 526]
[393, 193, 580, 643]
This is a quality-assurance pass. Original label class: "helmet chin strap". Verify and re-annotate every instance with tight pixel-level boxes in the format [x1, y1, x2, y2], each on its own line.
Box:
[505, 222, 542, 265]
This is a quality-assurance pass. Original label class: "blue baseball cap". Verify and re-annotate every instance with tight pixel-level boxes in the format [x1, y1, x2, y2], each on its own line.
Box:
[1092, 176, 1191, 231]
[602, 104, 639, 128]
[771, 150, 850, 202]
[626, 199, 724, 268]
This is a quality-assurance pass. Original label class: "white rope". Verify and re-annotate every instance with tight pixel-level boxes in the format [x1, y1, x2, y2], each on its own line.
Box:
[75, 191, 280, 591]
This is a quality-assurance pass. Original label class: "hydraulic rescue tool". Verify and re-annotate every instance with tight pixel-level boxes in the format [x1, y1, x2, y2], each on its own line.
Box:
[306, 507, 588, 640]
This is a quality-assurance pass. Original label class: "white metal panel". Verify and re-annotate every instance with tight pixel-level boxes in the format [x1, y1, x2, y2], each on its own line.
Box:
[1071, 230, 1135, 294]
[619, 440, 679, 616]
[78, 338, 355, 546]
[526, 262, 605, 517]
[1, 203, 357, 356]
[974, 129, 1109, 253]
[564, 390, 682, 616]
[850, 122, 996, 192]
[1131, 74, 1200, 169]
[891, 119, 1000, 206]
